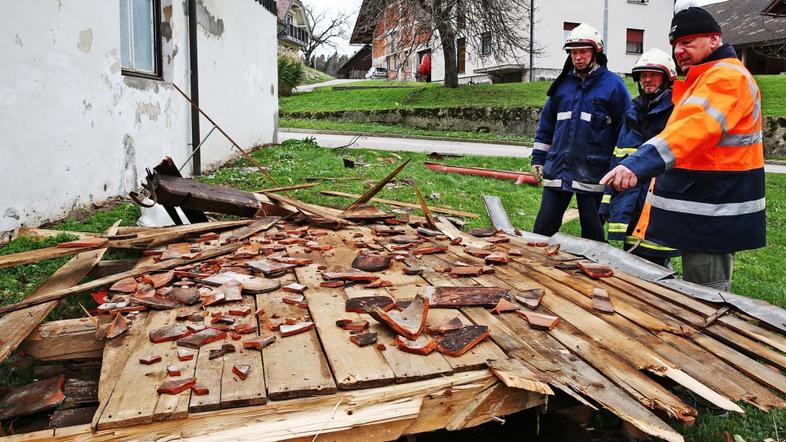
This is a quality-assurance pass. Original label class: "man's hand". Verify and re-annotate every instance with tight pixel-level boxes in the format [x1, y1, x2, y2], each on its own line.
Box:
[531, 164, 544, 182]
[600, 165, 638, 192]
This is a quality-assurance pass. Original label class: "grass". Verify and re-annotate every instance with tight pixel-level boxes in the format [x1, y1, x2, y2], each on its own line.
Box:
[301, 66, 334, 86]
[281, 75, 786, 117]
[0, 202, 142, 322]
[280, 117, 533, 144]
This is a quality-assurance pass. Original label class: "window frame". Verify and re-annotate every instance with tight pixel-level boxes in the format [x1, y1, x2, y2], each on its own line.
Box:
[480, 32, 492, 56]
[563, 22, 580, 44]
[625, 28, 645, 55]
[120, 0, 163, 80]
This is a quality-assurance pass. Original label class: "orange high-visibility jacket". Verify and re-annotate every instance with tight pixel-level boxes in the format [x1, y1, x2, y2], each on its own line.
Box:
[619, 45, 765, 253]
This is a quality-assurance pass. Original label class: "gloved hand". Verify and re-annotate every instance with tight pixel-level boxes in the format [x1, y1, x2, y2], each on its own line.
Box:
[530, 164, 544, 182]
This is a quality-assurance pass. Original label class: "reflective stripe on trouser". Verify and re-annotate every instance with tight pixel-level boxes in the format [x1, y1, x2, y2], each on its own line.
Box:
[571, 180, 606, 193]
[601, 194, 611, 204]
[608, 222, 628, 233]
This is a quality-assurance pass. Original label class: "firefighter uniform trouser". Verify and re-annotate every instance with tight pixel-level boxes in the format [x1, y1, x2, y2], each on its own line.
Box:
[533, 188, 604, 242]
[682, 251, 735, 292]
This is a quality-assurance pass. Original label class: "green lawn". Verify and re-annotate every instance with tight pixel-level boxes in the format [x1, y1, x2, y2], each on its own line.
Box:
[280, 117, 533, 144]
[281, 75, 786, 117]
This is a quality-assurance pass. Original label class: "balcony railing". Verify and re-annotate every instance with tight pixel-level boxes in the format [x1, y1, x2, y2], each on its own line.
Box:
[285, 23, 310, 44]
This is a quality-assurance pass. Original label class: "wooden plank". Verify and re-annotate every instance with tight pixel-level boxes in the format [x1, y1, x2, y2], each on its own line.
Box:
[96, 309, 197, 430]
[13, 228, 99, 241]
[487, 358, 554, 395]
[36, 371, 539, 442]
[19, 318, 103, 361]
[255, 183, 319, 193]
[218, 216, 280, 244]
[609, 272, 786, 355]
[255, 269, 337, 400]
[0, 243, 244, 315]
[344, 158, 411, 211]
[0, 245, 97, 270]
[321, 229, 454, 382]
[0, 221, 119, 363]
[219, 295, 266, 408]
[189, 323, 224, 412]
[262, 192, 351, 228]
[290, 248, 396, 389]
[91, 256, 156, 430]
[320, 191, 481, 218]
[495, 252, 786, 407]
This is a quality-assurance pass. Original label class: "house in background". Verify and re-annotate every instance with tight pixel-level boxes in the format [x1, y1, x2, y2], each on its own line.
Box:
[350, 0, 671, 83]
[277, 0, 311, 53]
[705, 0, 786, 74]
[0, 0, 279, 233]
[336, 45, 373, 79]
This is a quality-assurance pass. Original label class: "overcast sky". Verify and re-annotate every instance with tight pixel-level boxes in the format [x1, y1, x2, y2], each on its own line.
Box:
[311, 0, 727, 57]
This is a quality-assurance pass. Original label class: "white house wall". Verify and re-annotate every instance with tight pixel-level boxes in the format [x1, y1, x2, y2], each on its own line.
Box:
[430, 0, 672, 83]
[0, 0, 278, 232]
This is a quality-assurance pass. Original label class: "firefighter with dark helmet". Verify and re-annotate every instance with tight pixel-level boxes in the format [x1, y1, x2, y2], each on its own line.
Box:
[602, 2, 766, 291]
[530, 23, 631, 242]
[600, 48, 680, 267]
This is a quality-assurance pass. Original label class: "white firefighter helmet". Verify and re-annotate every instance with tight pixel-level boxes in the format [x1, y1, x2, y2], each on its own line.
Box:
[632, 48, 677, 82]
[563, 23, 604, 53]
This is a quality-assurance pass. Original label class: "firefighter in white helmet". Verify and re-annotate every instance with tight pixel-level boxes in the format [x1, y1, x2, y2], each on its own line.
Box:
[530, 23, 631, 242]
[599, 48, 679, 266]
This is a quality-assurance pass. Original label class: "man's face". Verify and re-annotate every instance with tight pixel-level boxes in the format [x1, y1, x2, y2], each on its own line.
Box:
[673, 34, 719, 71]
[639, 71, 666, 94]
[570, 48, 595, 71]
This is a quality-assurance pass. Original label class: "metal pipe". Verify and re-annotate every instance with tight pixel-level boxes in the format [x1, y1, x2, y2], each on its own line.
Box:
[188, 0, 201, 176]
[423, 162, 539, 186]
[529, 0, 534, 82]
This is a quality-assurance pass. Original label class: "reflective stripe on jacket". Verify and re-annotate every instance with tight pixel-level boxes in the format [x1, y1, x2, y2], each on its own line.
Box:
[600, 90, 679, 258]
[620, 45, 765, 253]
[533, 65, 631, 194]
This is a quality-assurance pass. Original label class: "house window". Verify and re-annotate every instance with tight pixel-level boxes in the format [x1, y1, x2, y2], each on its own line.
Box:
[563, 22, 580, 44]
[481, 32, 492, 55]
[120, 0, 161, 78]
[627, 0, 649, 4]
[387, 55, 397, 71]
[626, 28, 644, 54]
[457, 38, 466, 74]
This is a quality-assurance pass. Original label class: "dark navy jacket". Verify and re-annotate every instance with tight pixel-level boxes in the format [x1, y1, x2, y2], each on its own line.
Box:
[532, 65, 631, 194]
[599, 90, 680, 257]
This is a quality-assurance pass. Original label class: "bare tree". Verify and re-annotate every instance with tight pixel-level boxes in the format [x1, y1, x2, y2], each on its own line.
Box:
[362, 0, 539, 88]
[302, 4, 351, 68]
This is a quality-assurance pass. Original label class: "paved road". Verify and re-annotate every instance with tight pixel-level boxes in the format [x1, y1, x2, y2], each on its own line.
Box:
[278, 130, 532, 158]
[293, 79, 362, 93]
[279, 130, 786, 174]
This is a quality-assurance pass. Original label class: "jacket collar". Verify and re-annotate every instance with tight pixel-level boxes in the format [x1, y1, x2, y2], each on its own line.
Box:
[635, 89, 673, 115]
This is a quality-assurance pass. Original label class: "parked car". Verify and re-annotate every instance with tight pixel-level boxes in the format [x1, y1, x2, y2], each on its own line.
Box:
[365, 67, 389, 79]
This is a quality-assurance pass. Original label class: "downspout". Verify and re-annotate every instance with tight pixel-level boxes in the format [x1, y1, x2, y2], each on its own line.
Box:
[603, 0, 609, 52]
[188, 0, 201, 176]
[529, 0, 534, 82]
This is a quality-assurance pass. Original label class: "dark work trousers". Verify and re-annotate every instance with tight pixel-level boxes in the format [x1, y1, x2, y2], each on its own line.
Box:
[533, 187, 605, 242]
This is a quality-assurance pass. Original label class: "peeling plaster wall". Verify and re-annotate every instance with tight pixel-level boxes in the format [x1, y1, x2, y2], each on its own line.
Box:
[0, 0, 278, 232]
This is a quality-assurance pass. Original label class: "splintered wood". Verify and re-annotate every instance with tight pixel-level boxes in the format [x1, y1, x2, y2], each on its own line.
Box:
[9, 207, 786, 441]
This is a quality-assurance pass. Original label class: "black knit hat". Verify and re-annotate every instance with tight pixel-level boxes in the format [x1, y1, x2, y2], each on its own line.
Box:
[669, 7, 721, 44]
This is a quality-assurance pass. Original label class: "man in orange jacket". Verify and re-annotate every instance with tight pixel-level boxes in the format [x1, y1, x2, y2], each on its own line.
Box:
[600, 4, 765, 291]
